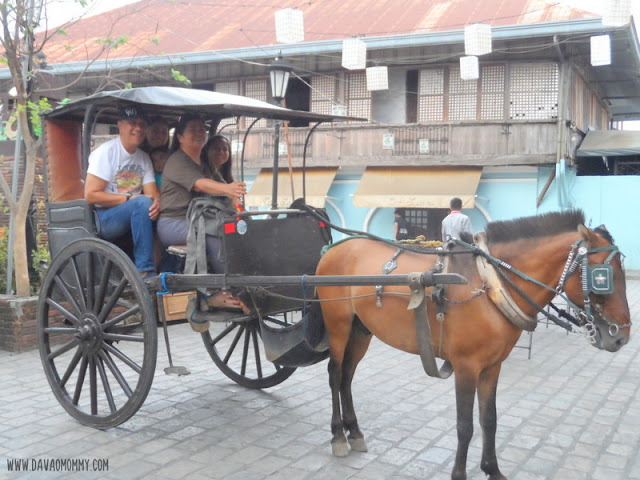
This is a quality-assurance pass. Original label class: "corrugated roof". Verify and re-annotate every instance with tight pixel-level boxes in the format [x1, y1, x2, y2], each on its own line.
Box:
[36, 0, 597, 65]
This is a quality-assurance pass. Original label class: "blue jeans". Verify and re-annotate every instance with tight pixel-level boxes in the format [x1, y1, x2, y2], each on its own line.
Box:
[95, 196, 155, 273]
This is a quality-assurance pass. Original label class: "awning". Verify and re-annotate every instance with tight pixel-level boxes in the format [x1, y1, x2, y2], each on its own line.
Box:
[245, 167, 337, 208]
[353, 167, 482, 208]
[577, 130, 640, 157]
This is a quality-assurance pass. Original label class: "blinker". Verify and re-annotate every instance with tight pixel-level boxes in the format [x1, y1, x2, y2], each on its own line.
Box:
[587, 264, 614, 295]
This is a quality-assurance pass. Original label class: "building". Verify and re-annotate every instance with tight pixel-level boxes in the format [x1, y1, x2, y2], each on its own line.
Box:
[2, 0, 640, 266]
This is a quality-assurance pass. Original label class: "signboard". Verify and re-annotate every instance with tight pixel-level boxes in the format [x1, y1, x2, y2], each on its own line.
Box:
[382, 133, 394, 150]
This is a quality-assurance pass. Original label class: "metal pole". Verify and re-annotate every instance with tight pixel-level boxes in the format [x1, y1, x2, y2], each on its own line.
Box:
[271, 120, 280, 211]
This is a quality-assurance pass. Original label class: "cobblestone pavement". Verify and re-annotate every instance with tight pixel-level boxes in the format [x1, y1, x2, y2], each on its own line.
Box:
[1, 277, 640, 480]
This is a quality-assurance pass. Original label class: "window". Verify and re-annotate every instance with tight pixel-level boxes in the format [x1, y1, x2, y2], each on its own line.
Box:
[509, 63, 558, 120]
[310, 75, 338, 115]
[418, 68, 445, 122]
[404, 208, 449, 240]
[346, 72, 371, 122]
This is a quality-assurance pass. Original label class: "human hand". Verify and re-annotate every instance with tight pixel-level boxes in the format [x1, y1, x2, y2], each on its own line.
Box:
[148, 196, 160, 220]
[227, 181, 247, 200]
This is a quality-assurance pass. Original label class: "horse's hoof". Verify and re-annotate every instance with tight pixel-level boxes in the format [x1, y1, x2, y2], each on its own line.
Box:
[331, 440, 349, 457]
[348, 437, 368, 452]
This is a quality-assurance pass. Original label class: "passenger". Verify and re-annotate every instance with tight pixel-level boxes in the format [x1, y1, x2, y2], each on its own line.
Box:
[140, 116, 170, 187]
[85, 106, 159, 279]
[202, 135, 242, 206]
[157, 115, 247, 308]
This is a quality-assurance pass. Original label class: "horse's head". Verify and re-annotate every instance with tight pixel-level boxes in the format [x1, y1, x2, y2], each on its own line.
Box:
[562, 224, 631, 352]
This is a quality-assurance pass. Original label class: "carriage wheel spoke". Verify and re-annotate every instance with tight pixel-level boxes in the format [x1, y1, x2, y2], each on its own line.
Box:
[93, 259, 113, 315]
[96, 356, 116, 413]
[72, 355, 88, 406]
[102, 342, 142, 374]
[210, 322, 238, 345]
[53, 274, 82, 319]
[97, 277, 129, 324]
[101, 305, 140, 331]
[103, 333, 144, 343]
[222, 325, 244, 365]
[251, 327, 263, 378]
[45, 298, 80, 326]
[47, 338, 80, 361]
[69, 256, 87, 312]
[44, 327, 76, 335]
[59, 348, 83, 388]
[241, 326, 251, 376]
[99, 350, 133, 397]
[85, 251, 95, 313]
[89, 356, 98, 415]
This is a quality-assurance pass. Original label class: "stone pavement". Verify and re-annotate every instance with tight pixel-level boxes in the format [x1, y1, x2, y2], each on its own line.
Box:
[1, 278, 640, 480]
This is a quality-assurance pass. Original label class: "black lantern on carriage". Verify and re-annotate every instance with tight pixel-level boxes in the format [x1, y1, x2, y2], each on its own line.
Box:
[268, 54, 292, 106]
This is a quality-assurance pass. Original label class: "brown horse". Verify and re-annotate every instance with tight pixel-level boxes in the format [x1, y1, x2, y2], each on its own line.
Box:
[315, 210, 630, 480]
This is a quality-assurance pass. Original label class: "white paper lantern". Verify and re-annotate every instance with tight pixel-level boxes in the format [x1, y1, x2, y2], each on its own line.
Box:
[602, 0, 631, 27]
[590, 35, 611, 66]
[460, 56, 479, 80]
[464, 23, 492, 56]
[366, 66, 388, 91]
[342, 38, 367, 70]
[275, 8, 304, 44]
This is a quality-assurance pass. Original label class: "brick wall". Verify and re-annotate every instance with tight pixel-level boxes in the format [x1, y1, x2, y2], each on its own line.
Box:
[0, 295, 38, 351]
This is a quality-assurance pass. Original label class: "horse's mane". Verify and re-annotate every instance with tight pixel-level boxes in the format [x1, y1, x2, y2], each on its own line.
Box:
[486, 210, 586, 243]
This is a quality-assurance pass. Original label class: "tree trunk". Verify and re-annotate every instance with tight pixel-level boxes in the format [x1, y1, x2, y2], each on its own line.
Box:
[12, 109, 38, 297]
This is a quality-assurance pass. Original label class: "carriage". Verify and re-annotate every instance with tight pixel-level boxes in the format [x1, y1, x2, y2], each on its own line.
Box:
[37, 86, 467, 430]
[37, 86, 632, 480]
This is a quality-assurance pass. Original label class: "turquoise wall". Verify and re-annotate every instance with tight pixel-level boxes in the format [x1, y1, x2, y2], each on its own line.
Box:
[250, 166, 640, 269]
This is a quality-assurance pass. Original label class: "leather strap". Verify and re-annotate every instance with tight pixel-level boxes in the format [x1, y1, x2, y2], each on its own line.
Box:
[408, 272, 453, 379]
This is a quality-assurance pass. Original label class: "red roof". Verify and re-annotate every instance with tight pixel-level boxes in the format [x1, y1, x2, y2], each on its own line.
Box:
[39, 0, 596, 65]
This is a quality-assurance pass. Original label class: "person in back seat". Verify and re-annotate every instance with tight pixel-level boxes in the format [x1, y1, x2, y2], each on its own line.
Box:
[85, 106, 160, 279]
[157, 116, 247, 309]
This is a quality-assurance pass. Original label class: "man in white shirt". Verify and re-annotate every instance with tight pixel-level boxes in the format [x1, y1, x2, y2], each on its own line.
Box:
[85, 106, 160, 278]
[441, 197, 472, 242]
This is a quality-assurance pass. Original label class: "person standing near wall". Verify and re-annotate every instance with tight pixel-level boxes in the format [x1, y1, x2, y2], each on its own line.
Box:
[394, 208, 410, 241]
[441, 197, 472, 241]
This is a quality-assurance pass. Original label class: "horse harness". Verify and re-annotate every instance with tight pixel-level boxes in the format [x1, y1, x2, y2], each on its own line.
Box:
[373, 233, 629, 379]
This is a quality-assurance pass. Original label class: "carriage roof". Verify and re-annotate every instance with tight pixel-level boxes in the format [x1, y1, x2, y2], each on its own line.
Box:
[44, 86, 357, 124]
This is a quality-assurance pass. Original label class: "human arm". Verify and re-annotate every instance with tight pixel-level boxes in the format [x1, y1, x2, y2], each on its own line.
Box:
[394, 220, 399, 240]
[85, 174, 130, 207]
[193, 178, 247, 202]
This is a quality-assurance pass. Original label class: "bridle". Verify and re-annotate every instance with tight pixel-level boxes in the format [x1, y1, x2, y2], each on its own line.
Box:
[555, 239, 631, 343]
[455, 236, 631, 342]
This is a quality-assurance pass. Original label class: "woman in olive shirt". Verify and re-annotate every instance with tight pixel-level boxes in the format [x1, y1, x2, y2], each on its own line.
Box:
[157, 115, 246, 305]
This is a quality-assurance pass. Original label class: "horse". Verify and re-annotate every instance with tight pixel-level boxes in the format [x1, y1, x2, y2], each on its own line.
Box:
[315, 210, 630, 480]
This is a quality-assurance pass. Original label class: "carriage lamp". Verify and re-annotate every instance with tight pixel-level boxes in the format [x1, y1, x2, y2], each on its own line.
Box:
[269, 55, 292, 105]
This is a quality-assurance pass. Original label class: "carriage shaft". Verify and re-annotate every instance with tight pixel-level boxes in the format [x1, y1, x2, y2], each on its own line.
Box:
[154, 272, 467, 292]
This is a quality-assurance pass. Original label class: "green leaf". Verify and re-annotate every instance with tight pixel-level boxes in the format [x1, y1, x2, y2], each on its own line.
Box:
[59, 98, 71, 105]
[171, 68, 191, 86]
[150, 35, 160, 45]
[124, 83, 133, 89]
[57, 27, 67, 35]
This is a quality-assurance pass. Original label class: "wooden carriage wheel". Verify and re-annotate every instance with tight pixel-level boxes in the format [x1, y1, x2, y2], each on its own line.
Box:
[201, 314, 296, 389]
[37, 239, 157, 429]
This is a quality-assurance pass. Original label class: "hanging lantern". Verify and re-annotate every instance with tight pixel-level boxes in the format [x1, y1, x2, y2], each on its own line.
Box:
[464, 23, 492, 56]
[460, 56, 479, 80]
[342, 38, 367, 70]
[602, 0, 631, 27]
[590, 35, 611, 66]
[366, 66, 388, 91]
[275, 8, 304, 44]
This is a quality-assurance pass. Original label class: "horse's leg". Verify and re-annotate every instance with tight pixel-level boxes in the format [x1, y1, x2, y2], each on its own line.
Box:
[477, 364, 507, 480]
[325, 305, 355, 457]
[452, 369, 478, 480]
[340, 319, 372, 452]
[328, 354, 349, 456]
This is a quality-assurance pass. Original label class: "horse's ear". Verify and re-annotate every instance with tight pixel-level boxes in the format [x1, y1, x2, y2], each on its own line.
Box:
[578, 224, 592, 244]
